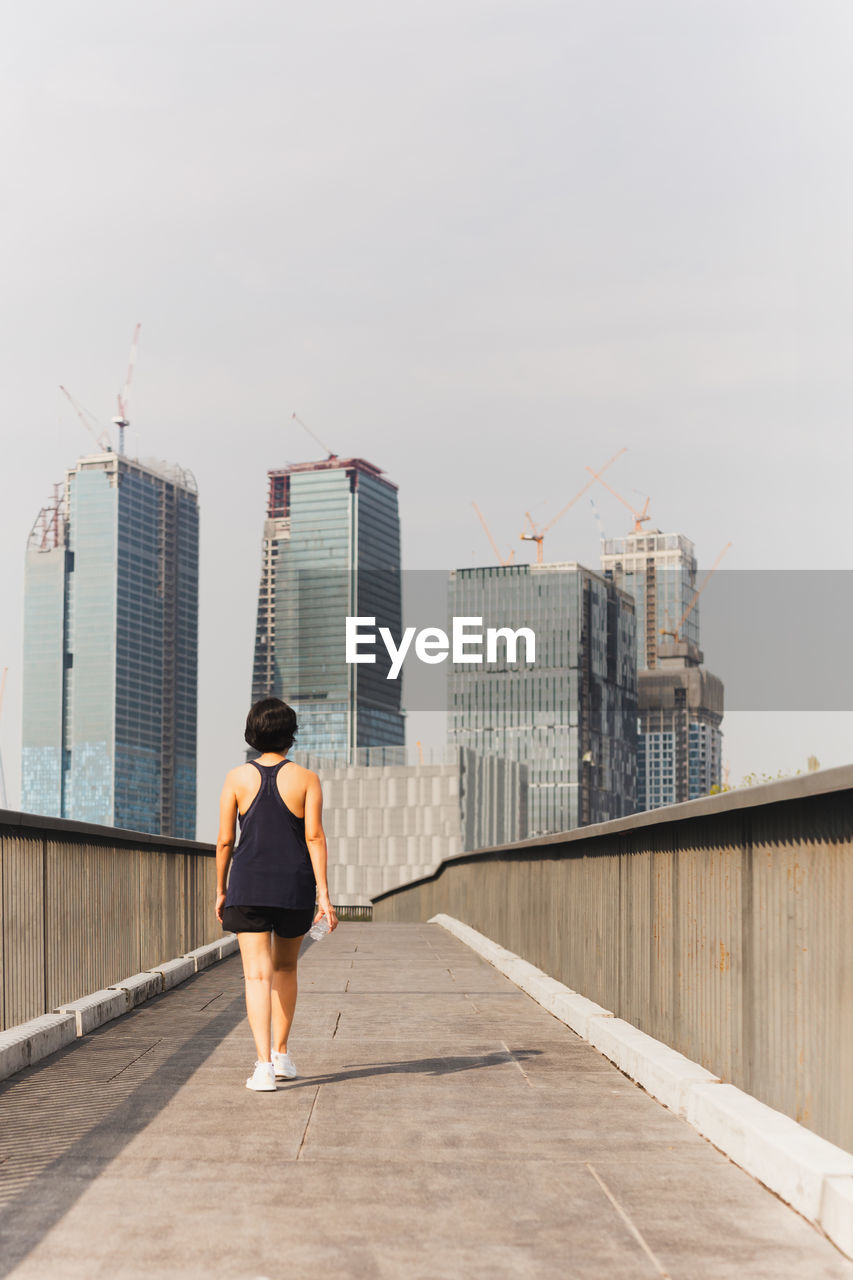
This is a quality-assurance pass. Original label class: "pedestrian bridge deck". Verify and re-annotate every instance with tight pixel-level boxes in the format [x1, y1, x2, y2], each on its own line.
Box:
[0, 923, 849, 1279]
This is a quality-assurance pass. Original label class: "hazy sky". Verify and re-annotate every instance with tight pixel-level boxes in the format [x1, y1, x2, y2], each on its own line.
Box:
[2, 1, 852, 840]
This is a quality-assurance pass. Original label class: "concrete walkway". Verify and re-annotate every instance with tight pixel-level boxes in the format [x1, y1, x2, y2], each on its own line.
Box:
[0, 923, 850, 1280]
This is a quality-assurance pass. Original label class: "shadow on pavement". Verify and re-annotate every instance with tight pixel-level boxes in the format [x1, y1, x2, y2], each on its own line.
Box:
[283, 1048, 544, 1088]
[0, 978, 247, 1279]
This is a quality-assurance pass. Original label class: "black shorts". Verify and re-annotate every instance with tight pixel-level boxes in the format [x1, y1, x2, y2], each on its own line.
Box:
[221, 904, 314, 938]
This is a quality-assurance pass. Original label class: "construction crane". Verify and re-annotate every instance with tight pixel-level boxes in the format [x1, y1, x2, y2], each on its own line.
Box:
[520, 448, 626, 564]
[112, 322, 141, 456]
[586, 467, 651, 532]
[0, 667, 7, 809]
[472, 502, 515, 565]
[292, 412, 337, 460]
[659, 542, 733, 643]
[59, 385, 112, 453]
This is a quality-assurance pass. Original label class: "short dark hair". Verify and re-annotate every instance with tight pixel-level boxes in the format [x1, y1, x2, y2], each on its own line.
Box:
[244, 698, 298, 753]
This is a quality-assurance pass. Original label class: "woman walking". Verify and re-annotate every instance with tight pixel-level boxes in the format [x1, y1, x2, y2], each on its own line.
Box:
[215, 698, 338, 1091]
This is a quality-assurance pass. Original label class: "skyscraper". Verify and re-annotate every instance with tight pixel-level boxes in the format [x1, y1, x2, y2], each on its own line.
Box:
[447, 563, 637, 835]
[251, 456, 404, 758]
[600, 527, 723, 808]
[22, 452, 199, 837]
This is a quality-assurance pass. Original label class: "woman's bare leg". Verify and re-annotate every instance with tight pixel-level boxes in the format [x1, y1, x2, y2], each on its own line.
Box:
[271, 934, 303, 1054]
[238, 931, 273, 1061]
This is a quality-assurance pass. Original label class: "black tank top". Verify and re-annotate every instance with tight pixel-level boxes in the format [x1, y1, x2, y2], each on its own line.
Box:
[224, 760, 317, 911]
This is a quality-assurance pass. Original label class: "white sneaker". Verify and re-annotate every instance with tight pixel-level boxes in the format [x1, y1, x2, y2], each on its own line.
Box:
[246, 1060, 276, 1092]
[272, 1050, 298, 1079]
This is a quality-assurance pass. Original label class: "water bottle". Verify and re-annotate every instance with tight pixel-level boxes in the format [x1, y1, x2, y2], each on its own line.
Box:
[308, 915, 330, 941]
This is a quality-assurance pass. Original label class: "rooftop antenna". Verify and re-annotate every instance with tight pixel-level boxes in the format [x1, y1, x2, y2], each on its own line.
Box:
[292, 412, 337, 460]
[112, 322, 141, 456]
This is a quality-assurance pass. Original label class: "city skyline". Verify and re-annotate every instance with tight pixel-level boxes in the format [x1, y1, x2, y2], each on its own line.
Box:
[2, 1, 852, 840]
[3, 428, 848, 842]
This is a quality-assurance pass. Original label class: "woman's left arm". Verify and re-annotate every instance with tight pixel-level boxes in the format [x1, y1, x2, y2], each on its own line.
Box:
[215, 772, 238, 923]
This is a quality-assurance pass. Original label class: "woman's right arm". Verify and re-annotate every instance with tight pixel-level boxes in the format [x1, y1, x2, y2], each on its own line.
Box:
[215, 772, 238, 923]
[304, 772, 339, 931]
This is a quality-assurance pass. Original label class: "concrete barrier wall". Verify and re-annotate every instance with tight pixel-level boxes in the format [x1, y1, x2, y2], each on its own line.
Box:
[307, 749, 527, 906]
[373, 765, 853, 1154]
[0, 810, 218, 1030]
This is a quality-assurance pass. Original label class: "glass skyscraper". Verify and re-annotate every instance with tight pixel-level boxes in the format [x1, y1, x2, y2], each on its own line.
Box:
[22, 453, 199, 837]
[447, 563, 637, 836]
[251, 456, 404, 758]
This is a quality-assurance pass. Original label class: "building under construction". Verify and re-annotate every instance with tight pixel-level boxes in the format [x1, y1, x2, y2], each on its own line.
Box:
[600, 529, 700, 671]
[21, 451, 199, 837]
[600, 528, 724, 808]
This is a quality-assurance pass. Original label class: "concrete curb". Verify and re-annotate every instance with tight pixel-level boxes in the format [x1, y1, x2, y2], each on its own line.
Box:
[686, 1082, 853, 1221]
[0, 933, 240, 1083]
[822, 1178, 853, 1260]
[430, 913, 853, 1261]
[184, 940, 224, 972]
[587, 1016, 720, 1117]
[56, 989, 129, 1035]
[0, 1013, 77, 1082]
[153, 957, 196, 990]
[110, 971, 165, 1007]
